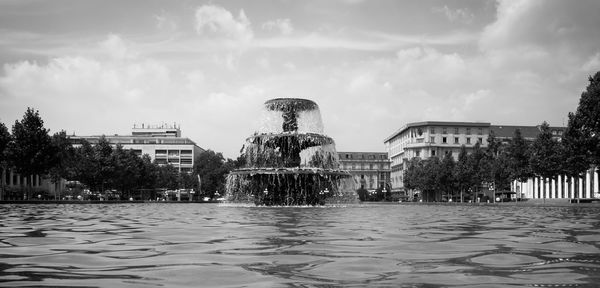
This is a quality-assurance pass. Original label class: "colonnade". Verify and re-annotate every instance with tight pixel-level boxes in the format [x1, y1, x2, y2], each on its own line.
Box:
[512, 167, 599, 199]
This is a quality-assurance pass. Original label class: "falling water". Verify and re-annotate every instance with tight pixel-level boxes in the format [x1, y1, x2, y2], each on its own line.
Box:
[225, 98, 358, 206]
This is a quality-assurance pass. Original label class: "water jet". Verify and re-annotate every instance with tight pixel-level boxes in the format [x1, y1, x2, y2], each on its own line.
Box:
[225, 98, 357, 206]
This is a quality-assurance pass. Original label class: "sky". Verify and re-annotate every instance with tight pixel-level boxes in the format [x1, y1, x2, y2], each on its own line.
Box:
[0, 0, 599, 159]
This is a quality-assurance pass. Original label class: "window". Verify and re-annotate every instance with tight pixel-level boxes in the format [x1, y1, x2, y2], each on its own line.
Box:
[442, 127, 447, 134]
[454, 127, 459, 134]
[369, 164, 373, 170]
[416, 150, 421, 157]
[431, 150, 436, 156]
[478, 128, 483, 135]
[454, 137, 459, 144]
[430, 136, 435, 143]
[478, 137, 483, 144]
[466, 128, 471, 135]
[430, 128, 435, 134]
[442, 137, 447, 144]
[466, 137, 471, 144]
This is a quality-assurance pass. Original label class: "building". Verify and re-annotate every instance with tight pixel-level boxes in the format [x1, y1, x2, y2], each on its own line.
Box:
[383, 121, 568, 194]
[70, 124, 205, 173]
[490, 125, 565, 144]
[384, 121, 491, 193]
[337, 151, 391, 192]
[1, 172, 65, 200]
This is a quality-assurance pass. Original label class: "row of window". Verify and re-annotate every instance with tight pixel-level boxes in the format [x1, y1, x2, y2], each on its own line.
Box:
[342, 154, 388, 160]
[341, 163, 389, 170]
[429, 127, 484, 135]
[154, 159, 193, 165]
[430, 136, 484, 145]
[155, 150, 193, 157]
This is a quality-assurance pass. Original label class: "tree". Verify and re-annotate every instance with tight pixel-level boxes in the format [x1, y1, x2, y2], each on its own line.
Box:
[94, 136, 115, 193]
[193, 150, 232, 199]
[454, 145, 471, 202]
[468, 142, 487, 199]
[155, 164, 179, 190]
[529, 122, 562, 198]
[49, 131, 76, 185]
[438, 153, 456, 201]
[6, 108, 54, 199]
[403, 157, 423, 200]
[571, 71, 600, 195]
[0, 122, 11, 200]
[561, 112, 590, 199]
[485, 131, 512, 192]
[420, 157, 441, 201]
[507, 128, 532, 183]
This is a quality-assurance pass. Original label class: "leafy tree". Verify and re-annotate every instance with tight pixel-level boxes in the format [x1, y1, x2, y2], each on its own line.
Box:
[485, 131, 512, 192]
[507, 128, 532, 182]
[454, 145, 471, 202]
[438, 152, 456, 200]
[0, 122, 11, 200]
[49, 131, 76, 185]
[194, 150, 232, 199]
[155, 164, 180, 190]
[403, 157, 423, 199]
[468, 142, 487, 198]
[561, 113, 590, 199]
[72, 139, 97, 191]
[6, 108, 54, 199]
[529, 122, 562, 198]
[571, 71, 600, 194]
[112, 145, 143, 198]
[421, 157, 441, 201]
[94, 136, 115, 192]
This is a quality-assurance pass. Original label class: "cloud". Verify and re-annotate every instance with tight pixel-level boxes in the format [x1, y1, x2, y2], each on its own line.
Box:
[100, 34, 138, 60]
[261, 19, 294, 35]
[194, 5, 253, 43]
[480, 0, 600, 55]
[433, 5, 474, 24]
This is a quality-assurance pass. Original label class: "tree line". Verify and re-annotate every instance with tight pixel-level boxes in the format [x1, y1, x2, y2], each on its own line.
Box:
[0, 108, 241, 201]
[404, 71, 600, 201]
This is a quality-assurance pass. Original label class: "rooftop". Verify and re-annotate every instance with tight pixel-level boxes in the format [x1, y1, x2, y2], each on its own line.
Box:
[384, 121, 491, 143]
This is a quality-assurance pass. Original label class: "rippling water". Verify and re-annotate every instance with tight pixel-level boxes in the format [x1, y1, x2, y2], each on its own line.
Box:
[1, 203, 600, 287]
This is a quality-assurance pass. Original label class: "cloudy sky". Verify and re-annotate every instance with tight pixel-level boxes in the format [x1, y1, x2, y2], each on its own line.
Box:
[1, 0, 599, 158]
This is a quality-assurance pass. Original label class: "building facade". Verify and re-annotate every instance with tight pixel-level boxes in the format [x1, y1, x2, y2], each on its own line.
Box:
[383, 121, 568, 194]
[70, 124, 204, 173]
[337, 151, 391, 192]
[384, 121, 491, 193]
[0, 171, 65, 200]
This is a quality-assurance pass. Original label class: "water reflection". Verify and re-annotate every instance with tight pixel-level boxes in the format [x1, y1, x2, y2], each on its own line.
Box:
[1, 203, 599, 287]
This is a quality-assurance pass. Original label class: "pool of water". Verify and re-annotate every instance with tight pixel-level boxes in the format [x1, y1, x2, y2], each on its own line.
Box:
[1, 203, 599, 287]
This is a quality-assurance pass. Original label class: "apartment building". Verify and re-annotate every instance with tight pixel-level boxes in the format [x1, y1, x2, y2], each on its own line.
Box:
[384, 121, 491, 193]
[337, 151, 391, 192]
[70, 124, 204, 173]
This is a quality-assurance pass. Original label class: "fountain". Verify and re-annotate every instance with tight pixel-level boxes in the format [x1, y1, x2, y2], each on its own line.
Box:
[225, 98, 358, 206]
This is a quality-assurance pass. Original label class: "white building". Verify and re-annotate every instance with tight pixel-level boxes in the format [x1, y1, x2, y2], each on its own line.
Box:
[70, 124, 205, 173]
[384, 121, 491, 193]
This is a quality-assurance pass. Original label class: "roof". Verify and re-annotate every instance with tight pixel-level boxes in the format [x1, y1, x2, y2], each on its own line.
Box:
[490, 125, 566, 139]
[69, 134, 200, 147]
[384, 121, 491, 142]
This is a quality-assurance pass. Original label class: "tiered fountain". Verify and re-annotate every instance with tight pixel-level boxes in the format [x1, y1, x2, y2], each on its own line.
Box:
[225, 98, 358, 206]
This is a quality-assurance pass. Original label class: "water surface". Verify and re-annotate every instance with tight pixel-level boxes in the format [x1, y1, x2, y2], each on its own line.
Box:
[1, 203, 599, 287]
